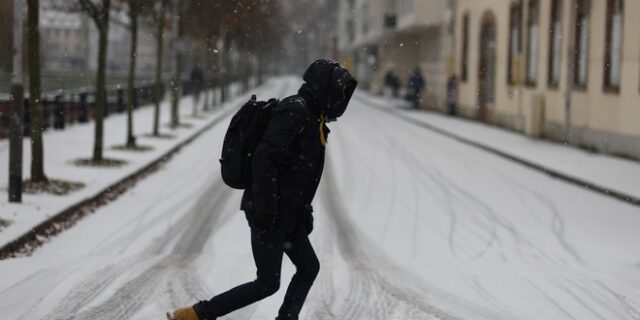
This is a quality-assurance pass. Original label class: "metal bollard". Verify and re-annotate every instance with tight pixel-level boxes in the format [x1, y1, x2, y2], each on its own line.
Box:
[22, 98, 30, 136]
[133, 86, 139, 109]
[41, 98, 51, 130]
[104, 91, 110, 118]
[79, 92, 88, 123]
[54, 95, 65, 129]
[117, 88, 125, 113]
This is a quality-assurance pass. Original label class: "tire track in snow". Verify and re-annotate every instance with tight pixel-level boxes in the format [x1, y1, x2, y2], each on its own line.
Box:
[87, 81, 284, 257]
[347, 94, 640, 320]
[356, 99, 578, 265]
[310, 156, 513, 320]
[50, 179, 232, 320]
[305, 95, 519, 319]
[42, 177, 231, 320]
[36, 79, 296, 320]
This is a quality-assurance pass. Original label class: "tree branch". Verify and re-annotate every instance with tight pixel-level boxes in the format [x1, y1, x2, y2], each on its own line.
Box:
[110, 14, 131, 30]
[78, 0, 99, 18]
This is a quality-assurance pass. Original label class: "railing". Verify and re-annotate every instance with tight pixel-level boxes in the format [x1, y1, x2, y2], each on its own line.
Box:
[0, 80, 198, 139]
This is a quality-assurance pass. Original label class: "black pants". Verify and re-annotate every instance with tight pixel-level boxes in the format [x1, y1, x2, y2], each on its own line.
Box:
[194, 227, 319, 320]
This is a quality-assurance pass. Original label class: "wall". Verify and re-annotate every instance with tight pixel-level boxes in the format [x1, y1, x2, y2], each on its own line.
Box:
[454, 0, 640, 158]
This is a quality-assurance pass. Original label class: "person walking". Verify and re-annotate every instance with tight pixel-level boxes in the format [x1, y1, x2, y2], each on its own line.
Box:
[384, 70, 399, 98]
[190, 66, 204, 113]
[408, 67, 425, 108]
[167, 59, 358, 320]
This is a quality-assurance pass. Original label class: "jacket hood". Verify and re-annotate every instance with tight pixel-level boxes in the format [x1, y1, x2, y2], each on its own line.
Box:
[299, 59, 358, 120]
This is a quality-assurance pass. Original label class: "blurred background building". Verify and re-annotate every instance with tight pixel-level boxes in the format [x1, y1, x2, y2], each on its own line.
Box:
[278, 0, 339, 75]
[1, 0, 170, 94]
[335, 0, 640, 159]
[40, 9, 88, 73]
[337, 0, 453, 110]
[453, 0, 640, 158]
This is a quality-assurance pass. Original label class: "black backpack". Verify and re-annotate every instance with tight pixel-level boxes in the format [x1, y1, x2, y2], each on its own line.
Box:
[220, 95, 279, 189]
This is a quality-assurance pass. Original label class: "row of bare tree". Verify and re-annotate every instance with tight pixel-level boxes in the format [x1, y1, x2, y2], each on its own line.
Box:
[9, 0, 284, 202]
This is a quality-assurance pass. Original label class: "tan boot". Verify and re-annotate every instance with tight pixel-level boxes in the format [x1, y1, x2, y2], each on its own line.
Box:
[166, 306, 199, 320]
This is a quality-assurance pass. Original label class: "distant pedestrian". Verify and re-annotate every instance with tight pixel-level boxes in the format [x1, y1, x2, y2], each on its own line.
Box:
[167, 59, 358, 320]
[408, 67, 425, 108]
[384, 70, 400, 98]
[446, 74, 458, 116]
[190, 66, 204, 113]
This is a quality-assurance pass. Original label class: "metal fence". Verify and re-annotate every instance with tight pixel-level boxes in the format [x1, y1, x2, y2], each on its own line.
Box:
[0, 80, 199, 139]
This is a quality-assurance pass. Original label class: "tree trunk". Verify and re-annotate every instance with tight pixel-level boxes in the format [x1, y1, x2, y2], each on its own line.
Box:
[192, 73, 198, 117]
[9, 0, 25, 202]
[242, 52, 250, 93]
[211, 42, 219, 109]
[170, 0, 181, 128]
[152, 0, 166, 136]
[27, 0, 46, 182]
[257, 55, 264, 85]
[203, 52, 210, 112]
[126, 0, 138, 147]
[93, 0, 111, 161]
[171, 51, 181, 128]
[220, 35, 230, 103]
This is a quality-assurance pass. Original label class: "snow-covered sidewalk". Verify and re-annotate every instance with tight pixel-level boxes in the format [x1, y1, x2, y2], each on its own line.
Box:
[358, 93, 640, 203]
[0, 81, 277, 250]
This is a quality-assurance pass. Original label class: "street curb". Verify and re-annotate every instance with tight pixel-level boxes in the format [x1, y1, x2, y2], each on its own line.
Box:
[358, 95, 640, 208]
[0, 106, 238, 259]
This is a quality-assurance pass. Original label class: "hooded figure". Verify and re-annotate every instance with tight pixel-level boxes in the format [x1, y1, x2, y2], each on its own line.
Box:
[171, 60, 357, 320]
[242, 58, 357, 233]
[300, 58, 358, 121]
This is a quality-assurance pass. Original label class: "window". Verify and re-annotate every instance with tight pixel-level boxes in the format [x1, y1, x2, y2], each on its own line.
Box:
[604, 0, 623, 91]
[574, 0, 590, 89]
[508, 3, 522, 84]
[347, 20, 354, 42]
[361, 3, 369, 36]
[461, 13, 469, 82]
[526, 0, 540, 86]
[547, 0, 562, 88]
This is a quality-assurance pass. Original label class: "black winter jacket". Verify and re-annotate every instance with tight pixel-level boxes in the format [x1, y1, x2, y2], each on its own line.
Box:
[241, 59, 357, 233]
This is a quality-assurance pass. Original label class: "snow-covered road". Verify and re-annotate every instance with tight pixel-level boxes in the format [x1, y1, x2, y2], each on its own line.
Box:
[0, 77, 639, 320]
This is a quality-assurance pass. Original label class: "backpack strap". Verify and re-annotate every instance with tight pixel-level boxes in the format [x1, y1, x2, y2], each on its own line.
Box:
[319, 117, 327, 146]
[297, 95, 327, 146]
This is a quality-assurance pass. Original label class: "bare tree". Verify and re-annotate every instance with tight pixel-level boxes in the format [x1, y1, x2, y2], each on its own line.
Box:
[27, 0, 47, 182]
[75, 0, 112, 161]
[149, 0, 168, 136]
[9, 0, 25, 202]
[118, 0, 141, 147]
[152, 0, 285, 119]
[169, 0, 181, 128]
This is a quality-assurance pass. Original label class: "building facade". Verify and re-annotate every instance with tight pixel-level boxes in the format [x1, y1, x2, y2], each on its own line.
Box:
[337, 0, 452, 109]
[40, 10, 89, 73]
[39, 5, 162, 80]
[453, 0, 640, 158]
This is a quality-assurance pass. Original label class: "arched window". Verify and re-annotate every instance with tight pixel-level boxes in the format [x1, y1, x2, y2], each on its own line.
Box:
[508, 2, 522, 85]
[604, 0, 623, 92]
[461, 13, 469, 82]
[547, 0, 562, 88]
[478, 11, 497, 118]
[573, 0, 590, 89]
[526, 0, 540, 86]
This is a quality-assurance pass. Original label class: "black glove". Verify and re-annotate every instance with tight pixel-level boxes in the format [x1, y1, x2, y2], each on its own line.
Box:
[254, 214, 275, 232]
